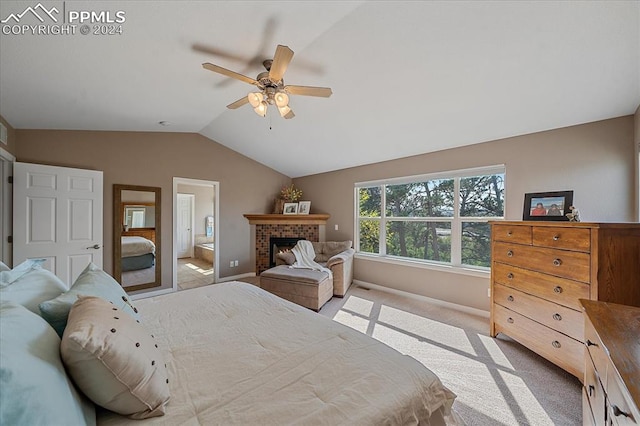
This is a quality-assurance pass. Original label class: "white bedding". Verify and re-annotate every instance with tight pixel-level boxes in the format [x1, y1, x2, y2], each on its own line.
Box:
[121, 236, 155, 258]
[97, 282, 458, 425]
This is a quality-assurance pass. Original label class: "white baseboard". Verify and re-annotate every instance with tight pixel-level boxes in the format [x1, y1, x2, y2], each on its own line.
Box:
[218, 272, 256, 283]
[352, 279, 490, 318]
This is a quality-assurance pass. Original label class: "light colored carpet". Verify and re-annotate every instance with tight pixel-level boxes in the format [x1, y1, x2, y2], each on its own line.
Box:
[319, 285, 582, 426]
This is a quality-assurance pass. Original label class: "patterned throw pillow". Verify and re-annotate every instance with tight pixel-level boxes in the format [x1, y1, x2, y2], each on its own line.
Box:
[61, 296, 170, 419]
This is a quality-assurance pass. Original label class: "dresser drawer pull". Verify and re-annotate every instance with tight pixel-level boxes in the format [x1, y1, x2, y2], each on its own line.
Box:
[507, 273, 514, 279]
[507, 250, 513, 257]
[586, 339, 598, 347]
[611, 405, 630, 418]
[553, 258, 562, 266]
[588, 385, 595, 397]
[551, 340, 561, 349]
[507, 295, 514, 302]
[507, 231, 512, 237]
[507, 317, 514, 324]
[553, 286, 563, 293]
[552, 313, 562, 321]
[553, 234, 560, 241]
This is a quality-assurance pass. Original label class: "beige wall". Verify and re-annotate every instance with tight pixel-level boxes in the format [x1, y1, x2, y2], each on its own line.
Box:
[177, 183, 214, 237]
[0, 115, 16, 156]
[635, 105, 640, 221]
[293, 116, 637, 311]
[15, 130, 291, 290]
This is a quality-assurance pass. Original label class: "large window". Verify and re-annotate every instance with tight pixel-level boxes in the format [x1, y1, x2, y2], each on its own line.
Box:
[356, 166, 505, 269]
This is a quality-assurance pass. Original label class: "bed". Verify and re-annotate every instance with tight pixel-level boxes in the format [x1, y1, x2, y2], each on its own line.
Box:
[120, 236, 155, 271]
[97, 282, 459, 425]
[0, 260, 459, 425]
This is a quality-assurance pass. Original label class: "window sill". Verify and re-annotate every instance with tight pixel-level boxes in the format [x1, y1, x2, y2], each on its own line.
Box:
[354, 253, 491, 279]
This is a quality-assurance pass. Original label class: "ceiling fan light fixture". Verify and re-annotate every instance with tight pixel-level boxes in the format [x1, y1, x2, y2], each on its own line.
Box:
[248, 92, 263, 108]
[254, 100, 268, 117]
[278, 105, 291, 117]
[274, 92, 289, 108]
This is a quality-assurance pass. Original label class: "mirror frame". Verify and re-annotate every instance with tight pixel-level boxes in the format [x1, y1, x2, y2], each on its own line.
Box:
[113, 184, 161, 291]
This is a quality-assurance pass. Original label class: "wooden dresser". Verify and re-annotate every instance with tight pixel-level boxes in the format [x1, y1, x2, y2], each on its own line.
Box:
[581, 300, 639, 425]
[490, 221, 640, 379]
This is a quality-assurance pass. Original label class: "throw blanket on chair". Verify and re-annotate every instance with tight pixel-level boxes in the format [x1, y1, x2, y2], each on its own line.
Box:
[291, 241, 333, 280]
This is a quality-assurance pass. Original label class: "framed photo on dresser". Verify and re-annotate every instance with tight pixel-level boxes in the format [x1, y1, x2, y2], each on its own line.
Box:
[523, 190, 573, 221]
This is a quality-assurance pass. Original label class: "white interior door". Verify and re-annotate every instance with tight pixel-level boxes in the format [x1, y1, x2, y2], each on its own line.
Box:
[13, 162, 103, 286]
[0, 148, 14, 266]
[176, 193, 194, 258]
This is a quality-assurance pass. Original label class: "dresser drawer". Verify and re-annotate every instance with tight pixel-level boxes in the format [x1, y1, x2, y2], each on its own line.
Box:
[585, 316, 609, 385]
[493, 262, 590, 310]
[493, 284, 584, 340]
[493, 241, 591, 283]
[492, 224, 532, 244]
[494, 304, 584, 378]
[607, 369, 640, 425]
[583, 387, 597, 426]
[532, 226, 591, 253]
[585, 349, 606, 424]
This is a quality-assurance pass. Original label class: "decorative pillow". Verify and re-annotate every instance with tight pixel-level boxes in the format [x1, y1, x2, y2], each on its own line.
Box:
[276, 251, 296, 265]
[61, 296, 170, 419]
[0, 301, 96, 426]
[0, 260, 9, 272]
[0, 258, 46, 286]
[39, 262, 141, 337]
[0, 262, 67, 314]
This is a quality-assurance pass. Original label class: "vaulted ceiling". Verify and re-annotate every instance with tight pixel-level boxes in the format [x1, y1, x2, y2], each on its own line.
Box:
[1, 1, 638, 177]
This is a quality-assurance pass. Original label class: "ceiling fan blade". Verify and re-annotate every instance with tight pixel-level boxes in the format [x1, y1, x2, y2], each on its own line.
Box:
[269, 45, 294, 82]
[283, 109, 295, 119]
[202, 63, 258, 85]
[285, 85, 333, 98]
[227, 96, 249, 109]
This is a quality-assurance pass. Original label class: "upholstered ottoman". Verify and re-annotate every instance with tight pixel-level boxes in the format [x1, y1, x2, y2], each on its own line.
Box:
[259, 266, 333, 311]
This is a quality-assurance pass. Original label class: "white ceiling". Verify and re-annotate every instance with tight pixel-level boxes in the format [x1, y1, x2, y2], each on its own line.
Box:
[1, 1, 639, 177]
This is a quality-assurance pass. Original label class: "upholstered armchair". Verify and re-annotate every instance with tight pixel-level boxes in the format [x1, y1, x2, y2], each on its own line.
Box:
[276, 241, 355, 297]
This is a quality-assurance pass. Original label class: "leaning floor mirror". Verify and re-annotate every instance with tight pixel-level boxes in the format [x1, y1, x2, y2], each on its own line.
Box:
[113, 184, 161, 291]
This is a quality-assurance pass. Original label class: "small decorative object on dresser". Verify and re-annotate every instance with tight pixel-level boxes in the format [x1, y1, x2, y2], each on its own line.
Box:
[523, 190, 573, 221]
[298, 201, 311, 215]
[489, 221, 640, 379]
[283, 202, 298, 215]
[580, 300, 639, 425]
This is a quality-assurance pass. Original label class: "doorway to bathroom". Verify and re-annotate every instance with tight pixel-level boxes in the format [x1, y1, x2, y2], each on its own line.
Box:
[173, 177, 219, 291]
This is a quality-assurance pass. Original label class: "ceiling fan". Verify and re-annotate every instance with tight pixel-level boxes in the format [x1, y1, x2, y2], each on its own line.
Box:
[202, 44, 332, 119]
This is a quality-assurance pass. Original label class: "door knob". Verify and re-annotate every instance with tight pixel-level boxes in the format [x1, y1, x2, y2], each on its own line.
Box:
[86, 244, 101, 250]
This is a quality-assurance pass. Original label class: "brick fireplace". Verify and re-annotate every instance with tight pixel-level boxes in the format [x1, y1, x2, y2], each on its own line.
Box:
[244, 214, 329, 274]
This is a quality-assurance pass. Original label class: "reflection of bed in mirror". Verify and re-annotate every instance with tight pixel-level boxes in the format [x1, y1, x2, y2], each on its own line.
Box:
[114, 184, 161, 292]
[120, 236, 156, 288]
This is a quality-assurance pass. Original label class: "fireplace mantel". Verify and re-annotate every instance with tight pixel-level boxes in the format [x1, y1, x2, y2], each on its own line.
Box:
[243, 214, 330, 225]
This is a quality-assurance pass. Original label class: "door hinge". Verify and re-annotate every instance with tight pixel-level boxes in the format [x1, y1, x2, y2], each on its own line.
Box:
[7, 176, 13, 184]
[7, 236, 12, 244]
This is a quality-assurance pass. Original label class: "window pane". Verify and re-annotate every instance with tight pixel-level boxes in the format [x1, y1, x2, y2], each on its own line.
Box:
[462, 222, 491, 267]
[386, 180, 454, 217]
[460, 174, 505, 217]
[386, 221, 451, 262]
[358, 187, 381, 217]
[359, 219, 380, 253]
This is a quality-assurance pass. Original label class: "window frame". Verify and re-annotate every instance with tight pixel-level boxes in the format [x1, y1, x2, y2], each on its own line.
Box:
[355, 165, 505, 272]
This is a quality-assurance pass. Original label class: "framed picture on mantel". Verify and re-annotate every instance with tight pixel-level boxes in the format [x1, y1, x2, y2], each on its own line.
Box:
[298, 201, 311, 215]
[283, 202, 298, 215]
